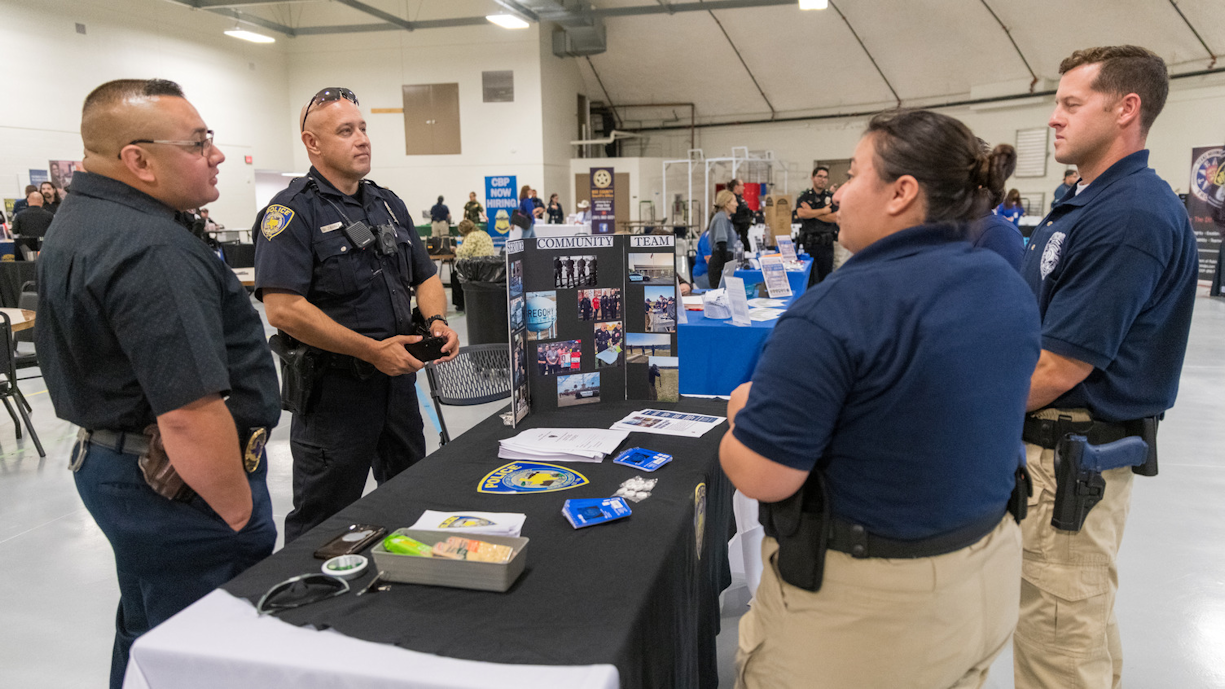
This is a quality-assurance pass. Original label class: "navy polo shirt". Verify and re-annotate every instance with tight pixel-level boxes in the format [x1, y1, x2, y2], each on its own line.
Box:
[253, 167, 437, 340]
[971, 213, 1025, 270]
[430, 203, 449, 222]
[1020, 150, 1198, 421]
[734, 224, 1041, 540]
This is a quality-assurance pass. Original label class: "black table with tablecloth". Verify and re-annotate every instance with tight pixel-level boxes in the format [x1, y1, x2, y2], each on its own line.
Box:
[0, 261, 37, 308]
[222, 398, 734, 689]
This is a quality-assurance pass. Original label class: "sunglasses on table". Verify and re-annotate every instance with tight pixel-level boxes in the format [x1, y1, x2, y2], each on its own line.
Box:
[256, 573, 350, 615]
[301, 87, 360, 132]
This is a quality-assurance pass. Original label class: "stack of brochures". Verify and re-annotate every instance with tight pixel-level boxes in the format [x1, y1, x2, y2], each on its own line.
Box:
[407, 510, 527, 537]
[611, 409, 727, 438]
[498, 428, 630, 463]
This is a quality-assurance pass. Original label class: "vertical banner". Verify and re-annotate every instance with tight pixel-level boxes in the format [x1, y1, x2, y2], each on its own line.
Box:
[485, 175, 518, 248]
[506, 240, 530, 425]
[590, 167, 615, 235]
[1188, 146, 1223, 281]
[29, 170, 49, 187]
[625, 235, 680, 403]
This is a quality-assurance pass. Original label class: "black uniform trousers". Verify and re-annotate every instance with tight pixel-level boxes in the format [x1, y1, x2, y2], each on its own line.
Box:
[284, 367, 426, 543]
[802, 231, 835, 287]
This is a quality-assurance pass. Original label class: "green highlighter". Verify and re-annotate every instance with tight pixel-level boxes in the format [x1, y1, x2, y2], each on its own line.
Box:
[382, 533, 433, 557]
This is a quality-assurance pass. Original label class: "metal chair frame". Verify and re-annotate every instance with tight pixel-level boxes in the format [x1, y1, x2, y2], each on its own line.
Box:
[423, 343, 511, 445]
[0, 311, 44, 457]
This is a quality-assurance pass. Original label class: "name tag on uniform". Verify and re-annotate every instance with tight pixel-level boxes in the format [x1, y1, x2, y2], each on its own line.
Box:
[320, 222, 342, 233]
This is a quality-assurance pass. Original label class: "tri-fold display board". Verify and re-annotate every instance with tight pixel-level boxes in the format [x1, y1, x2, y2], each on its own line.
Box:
[506, 235, 682, 425]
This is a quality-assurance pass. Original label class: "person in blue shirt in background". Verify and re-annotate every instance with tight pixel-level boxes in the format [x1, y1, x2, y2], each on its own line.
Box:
[1051, 168, 1078, 209]
[995, 188, 1025, 227]
[721, 109, 1039, 688]
[691, 230, 712, 289]
[970, 142, 1025, 269]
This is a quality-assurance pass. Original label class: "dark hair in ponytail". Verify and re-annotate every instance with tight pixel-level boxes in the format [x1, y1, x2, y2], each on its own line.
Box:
[865, 109, 1016, 224]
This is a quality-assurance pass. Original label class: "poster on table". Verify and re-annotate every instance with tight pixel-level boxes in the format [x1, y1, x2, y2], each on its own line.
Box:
[590, 167, 615, 235]
[624, 235, 681, 403]
[514, 235, 626, 416]
[506, 240, 530, 424]
[1187, 146, 1223, 281]
[29, 170, 49, 187]
[48, 160, 81, 191]
[485, 175, 518, 248]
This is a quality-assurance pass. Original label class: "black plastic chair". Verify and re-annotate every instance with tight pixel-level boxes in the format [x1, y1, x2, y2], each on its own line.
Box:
[423, 344, 511, 445]
[14, 288, 38, 372]
[0, 311, 44, 457]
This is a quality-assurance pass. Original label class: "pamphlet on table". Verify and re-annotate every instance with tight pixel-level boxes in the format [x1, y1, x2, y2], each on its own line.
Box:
[759, 255, 793, 298]
[498, 427, 629, 462]
[724, 276, 752, 327]
[747, 298, 785, 308]
[408, 510, 527, 537]
[611, 409, 727, 438]
[748, 308, 784, 321]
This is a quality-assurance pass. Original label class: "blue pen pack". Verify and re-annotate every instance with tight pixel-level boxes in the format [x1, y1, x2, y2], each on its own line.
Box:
[612, 447, 672, 472]
[563, 497, 632, 529]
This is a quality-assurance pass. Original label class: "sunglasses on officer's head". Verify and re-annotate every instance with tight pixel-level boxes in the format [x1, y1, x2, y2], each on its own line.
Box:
[301, 87, 360, 132]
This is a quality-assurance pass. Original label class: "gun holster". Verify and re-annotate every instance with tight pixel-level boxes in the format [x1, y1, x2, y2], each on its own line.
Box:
[1008, 463, 1032, 524]
[1051, 433, 1149, 532]
[758, 469, 831, 592]
[268, 332, 323, 414]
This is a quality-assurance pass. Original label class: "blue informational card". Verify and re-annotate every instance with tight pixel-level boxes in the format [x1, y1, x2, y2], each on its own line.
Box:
[563, 497, 633, 529]
[612, 447, 673, 472]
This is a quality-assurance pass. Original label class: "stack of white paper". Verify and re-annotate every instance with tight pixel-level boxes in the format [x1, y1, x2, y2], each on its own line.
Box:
[748, 308, 784, 321]
[407, 510, 527, 537]
[611, 409, 727, 438]
[498, 428, 630, 463]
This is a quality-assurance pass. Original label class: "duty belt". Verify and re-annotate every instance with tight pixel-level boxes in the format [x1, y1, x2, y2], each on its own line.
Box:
[1023, 414, 1135, 449]
[320, 352, 377, 378]
[83, 427, 268, 459]
[828, 508, 1005, 560]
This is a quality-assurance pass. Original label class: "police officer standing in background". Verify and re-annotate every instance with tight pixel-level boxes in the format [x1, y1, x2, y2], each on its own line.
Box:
[795, 165, 839, 286]
[729, 178, 753, 249]
[37, 78, 280, 689]
[255, 87, 458, 543]
[1014, 46, 1198, 689]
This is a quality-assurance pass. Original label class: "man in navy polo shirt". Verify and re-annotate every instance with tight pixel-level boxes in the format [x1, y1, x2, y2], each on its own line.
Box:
[1014, 46, 1198, 689]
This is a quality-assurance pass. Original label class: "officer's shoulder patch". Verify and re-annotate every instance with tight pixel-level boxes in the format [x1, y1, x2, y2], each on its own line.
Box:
[261, 204, 295, 240]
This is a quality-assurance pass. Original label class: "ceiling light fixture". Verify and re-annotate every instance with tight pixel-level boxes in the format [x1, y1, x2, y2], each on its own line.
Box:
[486, 13, 530, 29]
[798, 0, 829, 9]
[225, 29, 276, 43]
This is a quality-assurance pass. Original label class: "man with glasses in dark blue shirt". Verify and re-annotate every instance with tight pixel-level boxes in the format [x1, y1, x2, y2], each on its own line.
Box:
[36, 78, 280, 689]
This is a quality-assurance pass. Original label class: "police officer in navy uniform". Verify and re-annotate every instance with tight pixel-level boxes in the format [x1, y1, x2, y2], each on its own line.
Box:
[37, 79, 279, 689]
[722, 110, 1038, 688]
[1014, 47, 1198, 689]
[795, 165, 839, 286]
[255, 87, 459, 543]
[729, 178, 753, 249]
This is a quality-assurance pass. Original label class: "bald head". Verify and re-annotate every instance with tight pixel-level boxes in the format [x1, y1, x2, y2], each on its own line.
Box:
[300, 97, 371, 195]
[27, 191, 43, 207]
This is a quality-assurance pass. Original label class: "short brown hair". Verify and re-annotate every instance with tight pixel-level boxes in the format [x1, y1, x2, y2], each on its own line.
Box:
[457, 219, 476, 235]
[1059, 46, 1168, 133]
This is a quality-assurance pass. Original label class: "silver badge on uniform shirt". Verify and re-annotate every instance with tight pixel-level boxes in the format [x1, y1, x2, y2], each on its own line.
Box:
[1040, 231, 1066, 280]
[320, 222, 342, 233]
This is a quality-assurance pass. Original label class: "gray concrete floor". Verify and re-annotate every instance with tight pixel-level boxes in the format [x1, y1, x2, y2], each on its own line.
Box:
[1, 288, 1223, 688]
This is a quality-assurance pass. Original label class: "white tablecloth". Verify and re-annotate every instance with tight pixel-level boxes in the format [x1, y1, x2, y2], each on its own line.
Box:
[124, 589, 619, 689]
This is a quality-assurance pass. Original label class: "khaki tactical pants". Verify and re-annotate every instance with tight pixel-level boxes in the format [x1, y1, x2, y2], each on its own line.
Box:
[1015, 410, 1134, 689]
[737, 517, 1021, 689]
[431, 220, 449, 238]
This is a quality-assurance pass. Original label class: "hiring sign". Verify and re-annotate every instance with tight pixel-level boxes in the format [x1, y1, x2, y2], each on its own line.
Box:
[590, 167, 615, 235]
[485, 175, 519, 246]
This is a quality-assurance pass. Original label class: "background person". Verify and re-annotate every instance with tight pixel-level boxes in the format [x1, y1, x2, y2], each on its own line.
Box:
[721, 109, 1039, 688]
[430, 194, 450, 238]
[546, 193, 564, 224]
[795, 165, 840, 286]
[728, 178, 752, 249]
[12, 190, 53, 239]
[996, 188, 1024, 227]
[11, 184, 37, 216]
[1052, 168, 1078, 209]
[706, 189, 737, 288]
[463, 191, 485, 223]
[969, 142, 1024, 270]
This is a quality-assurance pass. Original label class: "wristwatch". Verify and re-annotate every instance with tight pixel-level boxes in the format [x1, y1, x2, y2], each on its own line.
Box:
[424, 315, 449, 329]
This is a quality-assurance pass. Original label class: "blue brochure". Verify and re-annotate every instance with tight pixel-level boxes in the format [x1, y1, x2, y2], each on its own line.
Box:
[612, 447, 673, 472]
[563, 498, 633, 529]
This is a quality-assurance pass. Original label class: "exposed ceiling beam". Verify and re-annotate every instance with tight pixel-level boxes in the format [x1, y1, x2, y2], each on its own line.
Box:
[829, 1, 900, 107]
[207, 7, 298, 36]
[1167, 0, 1217, 69]
[293, 16, 489, 35]
[978, 0, 1039, 92]
[184, 0, 312, 7]
[333, 0, 414, 31]
[589, 0, 794, 18]
[706, 8, 775, 119]
[491, 0, 540, 22]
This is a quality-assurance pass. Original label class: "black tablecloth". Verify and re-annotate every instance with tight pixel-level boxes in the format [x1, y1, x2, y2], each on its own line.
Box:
[223, 399, 733, 689]
[0, 261, 37, 308]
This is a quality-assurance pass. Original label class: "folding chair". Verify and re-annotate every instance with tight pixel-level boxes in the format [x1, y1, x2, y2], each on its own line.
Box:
[423, 344, 511, 445]
[0, 311, 44, 457]
[14, 284, 38, 372]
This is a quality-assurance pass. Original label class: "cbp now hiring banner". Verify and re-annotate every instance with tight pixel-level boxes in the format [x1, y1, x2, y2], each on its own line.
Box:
[485, 175, 518, 247]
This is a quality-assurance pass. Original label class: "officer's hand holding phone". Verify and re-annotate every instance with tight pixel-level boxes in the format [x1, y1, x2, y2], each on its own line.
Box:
[431, 323, 460, 364]
[368, 334, 428, 376]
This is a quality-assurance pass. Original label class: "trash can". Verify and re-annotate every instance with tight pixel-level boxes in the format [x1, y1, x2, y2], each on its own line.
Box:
[456, 256, 508, 345]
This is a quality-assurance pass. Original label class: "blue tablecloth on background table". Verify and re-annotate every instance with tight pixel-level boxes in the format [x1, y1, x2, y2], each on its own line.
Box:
[732, 255, 812, 299]
[677, 291, 801, 396]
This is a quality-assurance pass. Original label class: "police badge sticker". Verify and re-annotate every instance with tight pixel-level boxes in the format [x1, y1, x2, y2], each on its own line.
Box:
[1040, 231, 1066, 281]
[261, 204, 295, 240]
[1190, 147, 1225, 208]
[694, 483, 707, 559]
[243, 427, 267, 474]
[478, 461, 590, 494]
[438, 516, 495, 528]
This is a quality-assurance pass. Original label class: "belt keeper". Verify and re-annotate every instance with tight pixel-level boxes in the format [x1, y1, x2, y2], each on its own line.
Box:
[848, 524, 868, 559]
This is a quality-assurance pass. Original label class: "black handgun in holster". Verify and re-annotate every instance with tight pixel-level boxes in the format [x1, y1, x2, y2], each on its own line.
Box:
[268, 331, 324, 414]
[1051, 434, 1148, 532]
[758, 469, 832, 592]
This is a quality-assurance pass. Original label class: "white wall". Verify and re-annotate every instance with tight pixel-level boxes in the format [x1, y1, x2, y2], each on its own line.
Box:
[0, 0, 293, 227]
[538, 25, 586, 211]
[642, 72, 1225, 206]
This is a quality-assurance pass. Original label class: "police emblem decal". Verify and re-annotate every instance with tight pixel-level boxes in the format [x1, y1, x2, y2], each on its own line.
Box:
[477, 461, 590, 494]
[1040, 231, 1066, 281]
[261, 204, 294, 240]
[243, 427, 267, 474]
[1190, 147, 1225, 208]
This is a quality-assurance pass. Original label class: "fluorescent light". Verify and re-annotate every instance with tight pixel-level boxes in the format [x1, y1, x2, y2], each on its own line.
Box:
[798, 0, 828, 9]
[281, 172, 307, 177]
[225, 29, 275, 43]
[486, 14, 529, 29]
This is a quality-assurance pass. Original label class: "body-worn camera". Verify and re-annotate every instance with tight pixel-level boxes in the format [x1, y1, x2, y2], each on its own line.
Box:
[374, 223, 398, 256]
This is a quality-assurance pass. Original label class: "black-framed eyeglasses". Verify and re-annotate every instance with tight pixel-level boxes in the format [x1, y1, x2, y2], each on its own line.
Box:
[121, 130, 215, 160]
[255, 573, 350, 615]
[301, 87, 359, 132]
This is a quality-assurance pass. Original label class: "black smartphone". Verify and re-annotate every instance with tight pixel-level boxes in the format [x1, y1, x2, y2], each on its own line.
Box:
[313, 524, 386, 560]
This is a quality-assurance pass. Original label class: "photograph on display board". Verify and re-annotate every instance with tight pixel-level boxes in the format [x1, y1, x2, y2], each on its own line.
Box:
[643, 286, 677, 333]
[577, 288, 621, 322]
[646, 357, 679, 402]
[625, 333, 672, 362]
[627, 252, 676, 285]
[510, 295, 525, 331]
[509, 260, 524, 298]
[553, 254, 599, 288]
[558, 372, 601, 408]
[536, 340, 582, 376]
[48, 160, 80, 190]
[525, 291, 558, 341]
[593, 321, 623, 368]
[511, 330, 530, 423]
